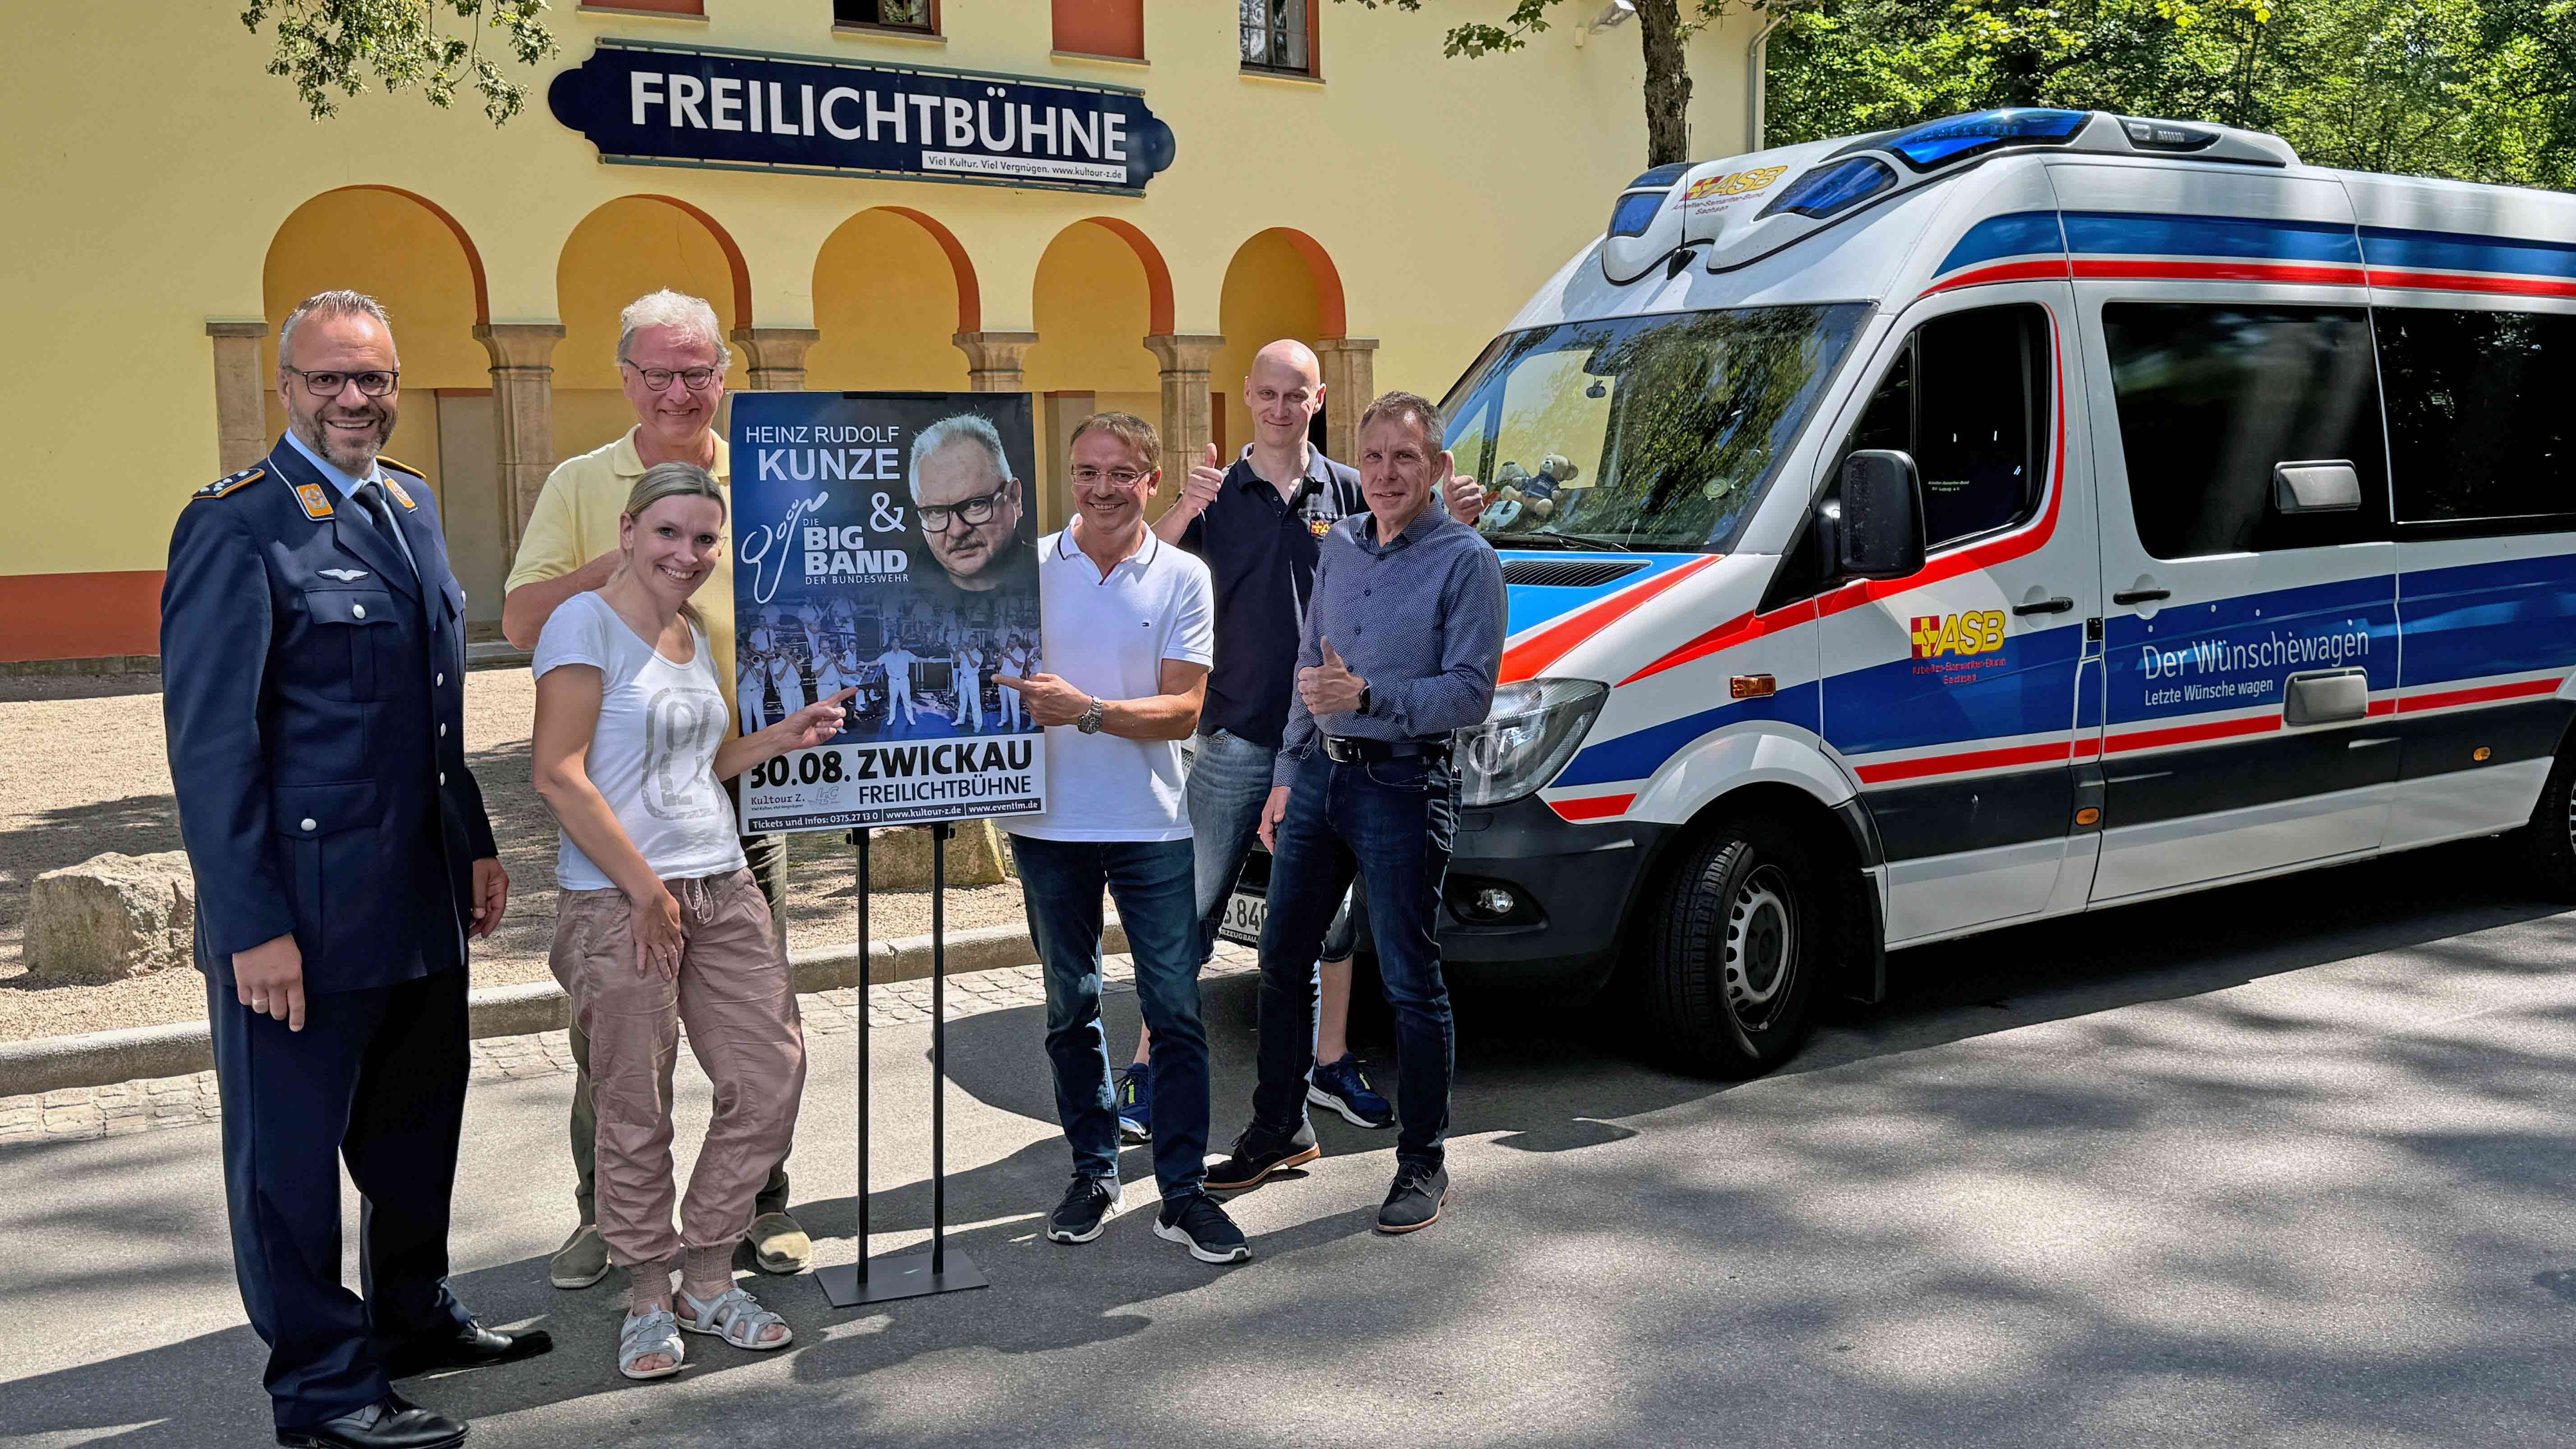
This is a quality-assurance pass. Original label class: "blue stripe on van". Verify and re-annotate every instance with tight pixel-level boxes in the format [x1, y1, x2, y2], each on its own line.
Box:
[1821, 622, 2086, 756]
[1935, 211, 2065, 275]
[2359, 226, 2576, 281]
[1552, 682, 1820, 790]
[1499, 552, 1702, 643]
[2061, 212, 2362, 265]
[2398, 553, 2576, 687]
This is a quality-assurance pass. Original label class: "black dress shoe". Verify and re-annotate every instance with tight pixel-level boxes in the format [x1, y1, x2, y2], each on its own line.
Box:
[382, 1318, 554, 1380]
[276, 1395, 466, 1449]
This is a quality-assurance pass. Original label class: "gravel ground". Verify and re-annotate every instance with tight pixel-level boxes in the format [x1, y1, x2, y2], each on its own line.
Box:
[0, 667, 1028, 1044]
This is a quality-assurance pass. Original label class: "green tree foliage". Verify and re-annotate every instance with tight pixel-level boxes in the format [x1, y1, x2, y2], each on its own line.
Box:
[242, 0, 560, 125]
[1766, 0, 2576, 189]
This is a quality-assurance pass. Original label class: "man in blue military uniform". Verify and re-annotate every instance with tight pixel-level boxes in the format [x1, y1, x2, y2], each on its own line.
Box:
[163, 291, 546, 1449]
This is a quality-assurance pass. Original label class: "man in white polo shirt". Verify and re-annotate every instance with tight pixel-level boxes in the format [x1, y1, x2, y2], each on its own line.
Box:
[994, 412, 1249, 1266]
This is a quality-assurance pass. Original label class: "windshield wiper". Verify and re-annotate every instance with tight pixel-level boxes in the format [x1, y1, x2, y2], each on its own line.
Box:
[1484, 530, 1634, 552]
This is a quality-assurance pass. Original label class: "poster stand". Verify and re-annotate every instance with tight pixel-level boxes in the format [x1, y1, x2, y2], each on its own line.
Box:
[816, 822, 989, 1307]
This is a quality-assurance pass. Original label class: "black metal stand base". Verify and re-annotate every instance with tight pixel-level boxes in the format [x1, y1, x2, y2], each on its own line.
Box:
[815, 1250, 989, 1307]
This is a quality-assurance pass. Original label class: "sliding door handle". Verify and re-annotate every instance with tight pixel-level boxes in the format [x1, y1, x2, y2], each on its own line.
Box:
[2111, 588, 2171, 606]
[2013, 596, 2075, 616]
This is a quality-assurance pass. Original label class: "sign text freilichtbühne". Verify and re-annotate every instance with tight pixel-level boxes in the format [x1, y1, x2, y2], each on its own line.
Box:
[548, 41, 1176, 194]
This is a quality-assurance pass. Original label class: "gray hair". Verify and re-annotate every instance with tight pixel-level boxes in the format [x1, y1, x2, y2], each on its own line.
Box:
[616, 289, 731, 369]
[1359, 390, 1447, 453]
[278, 290, 394, 373]
[909, 412, 1012, 501]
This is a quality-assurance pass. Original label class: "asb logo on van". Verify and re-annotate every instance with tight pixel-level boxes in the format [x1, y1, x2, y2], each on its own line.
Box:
[1911, 610, 2006, 660]
[1680, 166, 1787, 215]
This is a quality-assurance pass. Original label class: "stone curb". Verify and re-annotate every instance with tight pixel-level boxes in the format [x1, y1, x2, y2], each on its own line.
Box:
[0, 917, 1122, 1099]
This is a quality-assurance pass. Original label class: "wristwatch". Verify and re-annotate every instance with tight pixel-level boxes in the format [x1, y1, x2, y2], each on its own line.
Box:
[1075, 696, 1106, 734]
[1357, 684, 1373, 716]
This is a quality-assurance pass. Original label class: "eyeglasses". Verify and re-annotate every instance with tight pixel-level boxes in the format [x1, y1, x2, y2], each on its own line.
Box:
[284, 367, 398, 397]
[920, 488, 1010, 534]
[1069, 467, 1149, 488]
[622, 362, 722, 392]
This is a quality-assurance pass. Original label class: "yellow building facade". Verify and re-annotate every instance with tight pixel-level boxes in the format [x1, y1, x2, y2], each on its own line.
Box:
[0, 0, 1757, 662]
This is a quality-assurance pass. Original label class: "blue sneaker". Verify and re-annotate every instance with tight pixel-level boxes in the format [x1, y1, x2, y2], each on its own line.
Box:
[1308, 1055, 1395, 1129]
[1115, 1063, 1152, 1142]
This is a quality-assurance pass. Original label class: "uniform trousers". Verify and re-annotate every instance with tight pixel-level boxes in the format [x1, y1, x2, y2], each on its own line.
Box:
[207, 966, 473, 1431]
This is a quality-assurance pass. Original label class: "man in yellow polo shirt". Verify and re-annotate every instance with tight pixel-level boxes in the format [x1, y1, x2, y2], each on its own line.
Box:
[501, 288, 813, 1292]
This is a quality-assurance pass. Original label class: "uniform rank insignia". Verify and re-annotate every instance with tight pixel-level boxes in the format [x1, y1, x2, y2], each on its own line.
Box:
[382, 477, 417, 510]
[294, 483, 335, 520]
[191, 467, 264, 502]
[1309, 518, 1331, 538]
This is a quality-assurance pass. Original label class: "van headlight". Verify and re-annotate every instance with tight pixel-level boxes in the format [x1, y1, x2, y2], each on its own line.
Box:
[1454, 678, 1609, 807]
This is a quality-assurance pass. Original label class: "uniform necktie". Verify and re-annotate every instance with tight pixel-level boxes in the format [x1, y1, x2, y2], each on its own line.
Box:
[352, 481, 422, 581]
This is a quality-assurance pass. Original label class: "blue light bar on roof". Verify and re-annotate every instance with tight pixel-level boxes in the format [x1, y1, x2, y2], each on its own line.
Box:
[1759, 156, 1896, 221]
[1608, 189, 1665, 238]
[1882, 108, 2089, 171]
[1627, 162, 1694, 189]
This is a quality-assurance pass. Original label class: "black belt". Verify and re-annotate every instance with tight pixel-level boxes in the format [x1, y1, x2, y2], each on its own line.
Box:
[1322, 736, 1449, 764]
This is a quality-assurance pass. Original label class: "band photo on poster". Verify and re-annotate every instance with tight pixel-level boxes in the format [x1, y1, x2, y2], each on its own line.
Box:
[730, 391, 1045, 832]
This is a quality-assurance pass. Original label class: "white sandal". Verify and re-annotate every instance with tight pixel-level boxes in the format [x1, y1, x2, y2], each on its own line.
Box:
[618, 1306, 687, 1380]
[677, 1284, 793, 1351]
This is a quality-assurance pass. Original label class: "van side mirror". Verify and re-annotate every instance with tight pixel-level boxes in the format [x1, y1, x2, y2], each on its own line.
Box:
[2273, 460, 2360, 514]
[1838, 450, 1927, 580]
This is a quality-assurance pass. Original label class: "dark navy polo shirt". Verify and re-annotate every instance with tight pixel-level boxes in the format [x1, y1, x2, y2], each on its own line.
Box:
[1178, 446, 1365, 749]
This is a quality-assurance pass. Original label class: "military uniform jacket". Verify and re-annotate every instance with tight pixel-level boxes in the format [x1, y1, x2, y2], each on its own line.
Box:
[162, 438, 499, 992]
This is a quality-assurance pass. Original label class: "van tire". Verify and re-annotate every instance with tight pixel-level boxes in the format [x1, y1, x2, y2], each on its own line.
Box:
[2523, 744, 2576, 901]
[1646, 816, 1824, 1077]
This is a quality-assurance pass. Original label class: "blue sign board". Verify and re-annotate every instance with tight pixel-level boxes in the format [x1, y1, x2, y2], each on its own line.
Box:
[548, 40, 1176, 194]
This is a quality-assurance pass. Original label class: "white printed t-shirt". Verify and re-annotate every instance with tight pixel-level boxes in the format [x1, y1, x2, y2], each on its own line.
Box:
[533, 592, 750, 890]
[1008, 526, 1215, 843]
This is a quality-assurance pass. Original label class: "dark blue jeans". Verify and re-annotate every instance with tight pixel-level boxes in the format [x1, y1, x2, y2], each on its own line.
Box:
[1010, 833, 1209, 1198]
[1253, 749, 1459, 1168]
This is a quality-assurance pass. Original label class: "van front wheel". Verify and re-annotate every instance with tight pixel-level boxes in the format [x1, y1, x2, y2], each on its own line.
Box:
[1647, 818, 1824, 1077]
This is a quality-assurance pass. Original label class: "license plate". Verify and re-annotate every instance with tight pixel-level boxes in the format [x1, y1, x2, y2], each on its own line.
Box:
[1218, 888, 1267, 945]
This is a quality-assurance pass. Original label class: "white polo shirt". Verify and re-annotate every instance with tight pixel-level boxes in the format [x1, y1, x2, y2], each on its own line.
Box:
[1008, 524, 1215, 843]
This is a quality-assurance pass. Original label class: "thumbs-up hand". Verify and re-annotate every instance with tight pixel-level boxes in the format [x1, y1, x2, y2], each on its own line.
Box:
[1297, 635, 1368, 717]
[1180, 441, 1225, 519]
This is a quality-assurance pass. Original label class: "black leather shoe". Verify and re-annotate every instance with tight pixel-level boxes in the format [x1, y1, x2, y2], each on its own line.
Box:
[1203, 1122, 1321, 1192]
[382, 1318, 554, 1380]
[276, 1395, 467, 1449]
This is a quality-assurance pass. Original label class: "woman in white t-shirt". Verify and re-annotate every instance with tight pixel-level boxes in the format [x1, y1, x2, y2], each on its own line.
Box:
[531, 464, 854, 1383]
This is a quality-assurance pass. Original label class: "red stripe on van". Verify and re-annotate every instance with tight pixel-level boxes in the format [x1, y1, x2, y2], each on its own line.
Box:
[1548, 792, 1635, 821]
[2106, 713, 2281, 753]
[2069, 259, 2369, 287]
[1498, 556, 1717, 684]
[1924, 258, 2073, 294]
[2396, 676, 2565, 713]
[1854, 739, 2070, 784]
[2370, 269, 2576, 301]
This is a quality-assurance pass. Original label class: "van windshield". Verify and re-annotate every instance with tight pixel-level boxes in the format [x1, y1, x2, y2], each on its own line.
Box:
[1442, 303, 1869, 552]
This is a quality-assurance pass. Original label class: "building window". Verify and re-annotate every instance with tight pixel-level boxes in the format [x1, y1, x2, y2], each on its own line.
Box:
[1054, 0, 1144, 60]
[581, 0, 703, 14]
[1241, 0, 1313, 75]
[836, 0, 936, 33]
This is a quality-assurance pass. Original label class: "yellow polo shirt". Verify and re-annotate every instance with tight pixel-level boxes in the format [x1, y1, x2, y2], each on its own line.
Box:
[506, 427, 742, 717]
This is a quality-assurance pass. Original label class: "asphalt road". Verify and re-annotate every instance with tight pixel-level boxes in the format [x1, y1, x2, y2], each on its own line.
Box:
[3, 835, 2572, 1448]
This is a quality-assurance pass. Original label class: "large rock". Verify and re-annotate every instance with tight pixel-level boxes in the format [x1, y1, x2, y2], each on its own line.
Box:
[865, 821, 1012, 889]
[27, 851, 195, 981]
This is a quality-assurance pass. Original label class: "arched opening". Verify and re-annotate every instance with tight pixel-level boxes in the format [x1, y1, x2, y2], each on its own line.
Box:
[262, 185, 500, 608]
[1214, 227, 1347, 461]
[807, 206, 978, 394]
[1023, 218, 1170, 529]
[553, 195, 754, 464]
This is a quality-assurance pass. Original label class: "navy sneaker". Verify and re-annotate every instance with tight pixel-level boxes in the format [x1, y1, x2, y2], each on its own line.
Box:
[1308, 1054, 1396, 1129]
[1115, 1063, 1152, 1143]
[1046, 1174, 1122, 1245]
[1153, 1191, 1252, 1264]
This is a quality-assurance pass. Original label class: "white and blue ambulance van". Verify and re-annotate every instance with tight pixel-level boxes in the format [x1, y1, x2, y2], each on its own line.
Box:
[1236, 108, 2576, 1077]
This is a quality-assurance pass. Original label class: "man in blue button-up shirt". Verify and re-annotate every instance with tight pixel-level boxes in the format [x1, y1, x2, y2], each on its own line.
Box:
[1204, 391, 1505, 1235]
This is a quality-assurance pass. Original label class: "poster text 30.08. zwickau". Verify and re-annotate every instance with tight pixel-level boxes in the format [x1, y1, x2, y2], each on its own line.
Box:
[729, 391, 1045, 833]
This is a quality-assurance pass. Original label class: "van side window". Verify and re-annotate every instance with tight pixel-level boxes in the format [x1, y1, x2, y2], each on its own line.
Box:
[1840, 303, 2050, 550]
[2376, 305, 2576, 527]
[2101, 304, 2390, 558]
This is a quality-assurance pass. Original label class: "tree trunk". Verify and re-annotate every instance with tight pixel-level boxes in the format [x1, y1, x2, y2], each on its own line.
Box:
[1637, 0, 1694, 167]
